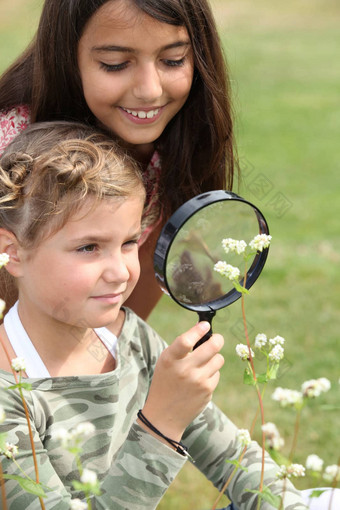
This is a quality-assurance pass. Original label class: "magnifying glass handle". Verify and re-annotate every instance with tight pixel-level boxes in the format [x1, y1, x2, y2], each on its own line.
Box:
[194, 310, 216, 350]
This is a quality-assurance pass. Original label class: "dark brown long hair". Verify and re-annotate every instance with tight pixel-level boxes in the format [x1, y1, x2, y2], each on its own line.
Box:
[0, 0, 237, 216]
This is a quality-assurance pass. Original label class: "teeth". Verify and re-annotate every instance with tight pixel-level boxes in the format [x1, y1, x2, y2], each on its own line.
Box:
[124, 108, 159, 119]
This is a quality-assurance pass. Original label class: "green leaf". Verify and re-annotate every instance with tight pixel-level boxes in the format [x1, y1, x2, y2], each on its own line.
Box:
[256, 372, 269, 384]
[268, 363, 280, 380]
[234, 280, 250, 294]
[2, 475, 46, 497]
[6, 383, 32, 391]
[246, 486, 282, 509]
[267, 448, 289, 466]
[0, 432, 7, 450]
[225, 459, 248, 473]
[310, 489, 330, 498]
[243, 368, 256, 386]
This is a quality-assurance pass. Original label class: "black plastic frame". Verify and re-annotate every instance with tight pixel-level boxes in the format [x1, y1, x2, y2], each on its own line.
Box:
[154, 190, 270, 316]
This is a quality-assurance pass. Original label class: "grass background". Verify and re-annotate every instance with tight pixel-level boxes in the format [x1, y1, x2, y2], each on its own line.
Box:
[1, 1, 339, 508]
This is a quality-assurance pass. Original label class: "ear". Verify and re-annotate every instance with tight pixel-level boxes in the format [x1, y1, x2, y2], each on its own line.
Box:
[0, 228, 24, 278]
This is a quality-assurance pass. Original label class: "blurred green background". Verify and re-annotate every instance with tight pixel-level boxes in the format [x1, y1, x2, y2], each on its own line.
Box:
[1, 1, 339, 508]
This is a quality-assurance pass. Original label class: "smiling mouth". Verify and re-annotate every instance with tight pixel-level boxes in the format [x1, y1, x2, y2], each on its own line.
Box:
[121, 107, 161, 119]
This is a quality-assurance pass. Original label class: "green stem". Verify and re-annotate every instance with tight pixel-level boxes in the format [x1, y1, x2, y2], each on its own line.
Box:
[211, 446, 247, 510]
[12, 458, 37, 482]
[288, 409, 301, 462]
[0, 333, 45, 510]
[0, 461, 8, 510]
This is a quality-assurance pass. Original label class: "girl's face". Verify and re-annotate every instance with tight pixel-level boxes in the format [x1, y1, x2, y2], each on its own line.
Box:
[77, 0, 194, 156]
[17, 195, 143, 330]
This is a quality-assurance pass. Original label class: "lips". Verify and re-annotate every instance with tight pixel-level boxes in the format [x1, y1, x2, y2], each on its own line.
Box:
[91, 293, 123, 304]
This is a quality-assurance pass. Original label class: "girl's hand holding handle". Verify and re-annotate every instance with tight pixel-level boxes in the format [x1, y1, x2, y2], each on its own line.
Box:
[139, 322, 224, 445]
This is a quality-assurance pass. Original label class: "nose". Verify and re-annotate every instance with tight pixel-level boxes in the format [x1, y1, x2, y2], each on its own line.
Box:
[132, 63, 163, 102]
[102, 253, 130, 284]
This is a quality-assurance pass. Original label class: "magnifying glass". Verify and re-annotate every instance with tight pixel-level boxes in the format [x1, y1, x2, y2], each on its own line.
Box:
[154, 190, 270, 349]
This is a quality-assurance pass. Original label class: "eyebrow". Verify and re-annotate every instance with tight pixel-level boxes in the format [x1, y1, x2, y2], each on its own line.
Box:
[72, 229, 142, 244]
[91, 41, 191, 54]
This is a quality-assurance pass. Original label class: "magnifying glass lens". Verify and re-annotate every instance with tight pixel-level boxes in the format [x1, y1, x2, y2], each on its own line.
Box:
[166, 200, 260, 307]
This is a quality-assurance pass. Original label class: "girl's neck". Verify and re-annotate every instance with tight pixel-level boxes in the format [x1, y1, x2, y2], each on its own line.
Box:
[14, 301, 123, 377]
[125, 142, 155, 168]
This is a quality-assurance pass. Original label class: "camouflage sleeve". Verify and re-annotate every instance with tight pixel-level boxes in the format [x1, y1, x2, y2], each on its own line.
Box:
[0, 377, 186, 510]
[98, 422, 187, 509]
[0, 378, 72, 509]
[183, 402, 308, 510]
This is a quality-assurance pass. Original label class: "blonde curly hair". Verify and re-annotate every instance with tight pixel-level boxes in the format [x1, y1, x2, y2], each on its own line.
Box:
[0, 121, 146, 248]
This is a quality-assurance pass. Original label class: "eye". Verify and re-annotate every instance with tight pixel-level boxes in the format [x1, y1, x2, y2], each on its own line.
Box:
[77, 244, 98, 253]
[162, 57, 186, 67]
[123, 239, 139, 247]
[100, 61, 129, 72]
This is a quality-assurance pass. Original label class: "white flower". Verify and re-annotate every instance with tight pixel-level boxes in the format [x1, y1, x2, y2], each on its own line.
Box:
[0, 299, 6, 319]
[237, 428, 251, 447]
[53, 428, 72, 448]
[306, 454, 324, 472]
[289, 464, 306, 478]
[276, 465, 288, 479]
[277, 464, 305, 479]
[262, 422, 285, 451]
[271, 436, 285, 451]
[214, 261, 240, 281]
[249, 234, 272, 252]
[222, 238, 247, 255]
[236, 343, 254, 361]
[11, 357, 26, 372]
[323, 465, 340, 483]
[72, 422, 95, 439]
[0, 405, 5, 424]
[0, 253, 9, 267]
[0, 442, 18, 459]
[271, 387, 303, 408]
[254, 333, 267, 349]
[301, 377, 331, 398]
[269, 344, 284, 361]
[269, 335, 285, 346]
[80, 468, 98, 486]
[317, 377, 331, 392]
[70, 499, 88, 510]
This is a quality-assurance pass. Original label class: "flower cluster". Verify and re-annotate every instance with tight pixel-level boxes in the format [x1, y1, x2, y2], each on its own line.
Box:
[11, 357, 26, 373]
[272, 377, 331, 408]
[323, 464, 340, 483]
[214, 234, 272, 284]
[70, 499, 88, 510]
[80, 468, 98, 487]
[254, 333, 285, 363]
[0, 442, 19, 459]
[262, 422, 285, 451]
[54, 421, 95, 449]
[0, 298, 6, 319]
[277, 463, 306, 479]
[236, 343, 254, 361]
[271, 387, 303, 408]
[214, 261, 240, 281]
[221, 238, 247, 255]
[301, 377, 331, 398]
[249, 234, 272, 252]
[0, 253, 9, 268]
[237, 428, 251, 447]
[305, 454, 324, 472]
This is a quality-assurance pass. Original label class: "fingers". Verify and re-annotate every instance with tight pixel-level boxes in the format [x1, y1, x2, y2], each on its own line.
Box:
[193, 333, 225, 366]
[170, 321, 211, 359]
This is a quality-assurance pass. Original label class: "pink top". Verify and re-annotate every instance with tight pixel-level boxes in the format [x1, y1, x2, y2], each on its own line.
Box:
[0, 106, 162, 245]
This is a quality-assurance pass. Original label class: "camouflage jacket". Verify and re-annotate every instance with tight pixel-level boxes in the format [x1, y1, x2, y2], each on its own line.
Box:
[0, 307, 307, 509]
